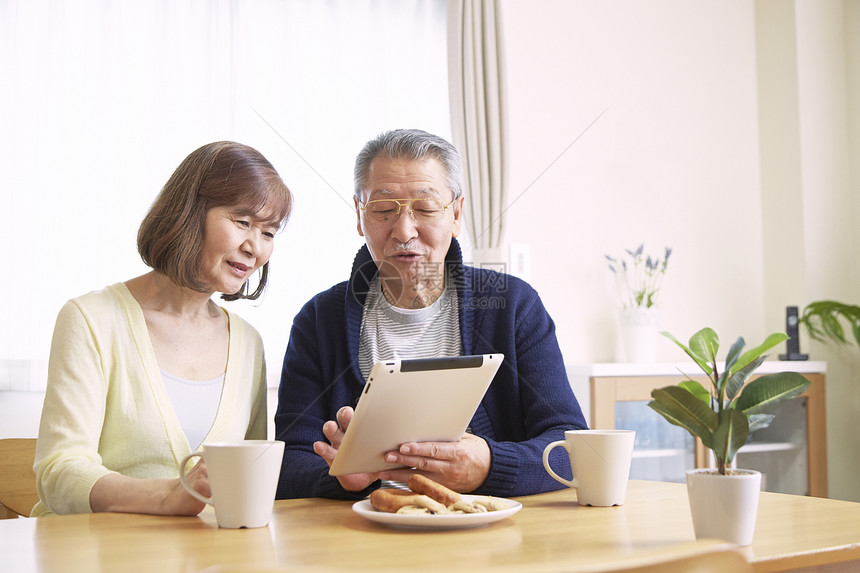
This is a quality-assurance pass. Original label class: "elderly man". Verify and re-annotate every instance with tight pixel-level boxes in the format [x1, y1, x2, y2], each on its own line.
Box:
[275, 129, 586, 500]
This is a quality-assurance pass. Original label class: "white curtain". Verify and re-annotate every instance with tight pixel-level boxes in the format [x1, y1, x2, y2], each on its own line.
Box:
[0, 0, 449, 391]
[447, 0, 508, 264]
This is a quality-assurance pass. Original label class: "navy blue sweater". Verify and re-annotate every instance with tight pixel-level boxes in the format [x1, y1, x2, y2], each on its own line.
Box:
[275, 240, 587, 499]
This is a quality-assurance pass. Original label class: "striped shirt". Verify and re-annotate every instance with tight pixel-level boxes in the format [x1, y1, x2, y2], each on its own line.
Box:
[358, 275, 462, 381]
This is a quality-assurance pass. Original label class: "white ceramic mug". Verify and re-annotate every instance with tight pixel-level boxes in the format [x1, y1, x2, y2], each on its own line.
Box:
[542, 429, 635, 507]
[179, 440, 285, 528]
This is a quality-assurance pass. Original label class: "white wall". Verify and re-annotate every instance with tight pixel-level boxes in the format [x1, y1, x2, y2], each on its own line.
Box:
[496, 0, 859, 501]
[788, 0, 860, 503]
[501, 0, 765, 361]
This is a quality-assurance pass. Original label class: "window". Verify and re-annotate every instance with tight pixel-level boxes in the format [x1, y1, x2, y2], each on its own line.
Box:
[0, 0, 449, 390]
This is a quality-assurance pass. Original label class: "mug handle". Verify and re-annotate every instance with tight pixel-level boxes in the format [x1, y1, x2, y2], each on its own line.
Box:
[542, 440, 577, 489]
[179, 452, 213, 505]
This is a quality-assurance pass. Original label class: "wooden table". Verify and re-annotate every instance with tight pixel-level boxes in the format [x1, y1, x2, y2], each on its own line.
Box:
[1, 480, 859, 573]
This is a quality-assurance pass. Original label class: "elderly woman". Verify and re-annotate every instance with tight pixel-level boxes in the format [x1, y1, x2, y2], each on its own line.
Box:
[32, 141, 292, 517]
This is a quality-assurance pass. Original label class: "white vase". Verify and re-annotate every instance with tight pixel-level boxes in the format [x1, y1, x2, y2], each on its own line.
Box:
[686, 468, 762, 546]
[615, 307, 660, 363]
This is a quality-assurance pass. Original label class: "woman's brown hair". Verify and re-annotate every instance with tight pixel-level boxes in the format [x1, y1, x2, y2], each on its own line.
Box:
[138, 141, 292, 300]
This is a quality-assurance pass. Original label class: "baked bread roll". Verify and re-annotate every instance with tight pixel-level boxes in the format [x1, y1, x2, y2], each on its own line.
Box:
[369, 488, 448, 514]
[368, 476, 506, 515]
[408, 474, 461, 506]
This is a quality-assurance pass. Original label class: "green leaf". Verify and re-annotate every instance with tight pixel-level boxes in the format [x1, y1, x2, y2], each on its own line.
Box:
[711, 409, 750, 465]
[724, 355, 766, 405]
[660, 331, 713, 376]
[805, 317, 826, 342]
[715, 338, 745, 406]
[747, 413, 775, 433]
[735, 372, 811, 415]
[689, 328, 719, 365]
[678, 379, 710, 404]
[733, 332, 789, 372]
[723, 337, 746, 375]
[822, 313, 847, 344]
[648, 386, 719, 447]
[801, 301, 860, 347]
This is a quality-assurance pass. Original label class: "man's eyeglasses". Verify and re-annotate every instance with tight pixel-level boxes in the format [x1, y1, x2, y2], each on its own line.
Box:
[359, 198, 454, 223]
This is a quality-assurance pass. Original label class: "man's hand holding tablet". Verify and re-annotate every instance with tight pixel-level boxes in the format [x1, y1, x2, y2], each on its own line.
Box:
[313, 406, 380, 492]
[314, 355, 503, 493]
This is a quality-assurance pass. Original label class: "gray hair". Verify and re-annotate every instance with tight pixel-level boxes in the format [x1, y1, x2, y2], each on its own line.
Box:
[353, 129, 463, 201]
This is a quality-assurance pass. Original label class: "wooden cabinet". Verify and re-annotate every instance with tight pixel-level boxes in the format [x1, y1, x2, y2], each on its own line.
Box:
[567, 362, 827, 497]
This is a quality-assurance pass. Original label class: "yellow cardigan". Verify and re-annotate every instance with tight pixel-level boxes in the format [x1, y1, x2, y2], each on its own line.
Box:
[32, 283, 267, 516]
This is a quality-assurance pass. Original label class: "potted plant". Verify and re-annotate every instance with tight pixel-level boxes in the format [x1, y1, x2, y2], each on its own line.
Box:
[648, 327, 812, 545]
[800, 300, 860, 348]
[604, 244, 672, 362]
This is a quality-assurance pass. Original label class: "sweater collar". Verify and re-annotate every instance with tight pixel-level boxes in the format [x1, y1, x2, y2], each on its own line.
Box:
[344, 239, 471, 373]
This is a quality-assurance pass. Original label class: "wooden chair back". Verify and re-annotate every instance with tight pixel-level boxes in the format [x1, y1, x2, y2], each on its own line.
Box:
[0, 438, 39, 518]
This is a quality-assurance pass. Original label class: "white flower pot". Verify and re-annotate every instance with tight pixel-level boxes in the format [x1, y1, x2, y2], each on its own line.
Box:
[615, 307, 660, 363]
[686, 468, 762, 546]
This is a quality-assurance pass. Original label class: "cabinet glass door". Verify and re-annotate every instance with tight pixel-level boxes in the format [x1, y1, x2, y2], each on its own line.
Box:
[735, 396, 808, 495]
[615, 401, 694, 483]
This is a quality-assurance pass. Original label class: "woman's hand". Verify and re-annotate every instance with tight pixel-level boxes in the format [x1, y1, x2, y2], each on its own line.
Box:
[89, 459, 210, 516]
[165, 458, 209, 515]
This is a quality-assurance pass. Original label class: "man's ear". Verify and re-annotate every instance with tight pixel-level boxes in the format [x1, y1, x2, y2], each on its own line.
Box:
[355, 197, 365, 237]
[451, 195, 465, 238]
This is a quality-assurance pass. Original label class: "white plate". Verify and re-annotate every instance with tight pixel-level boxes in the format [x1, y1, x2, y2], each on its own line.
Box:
[352, 494, 522, 530]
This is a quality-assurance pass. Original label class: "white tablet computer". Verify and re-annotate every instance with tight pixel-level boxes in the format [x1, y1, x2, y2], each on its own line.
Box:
[328, 354, 504, 476]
